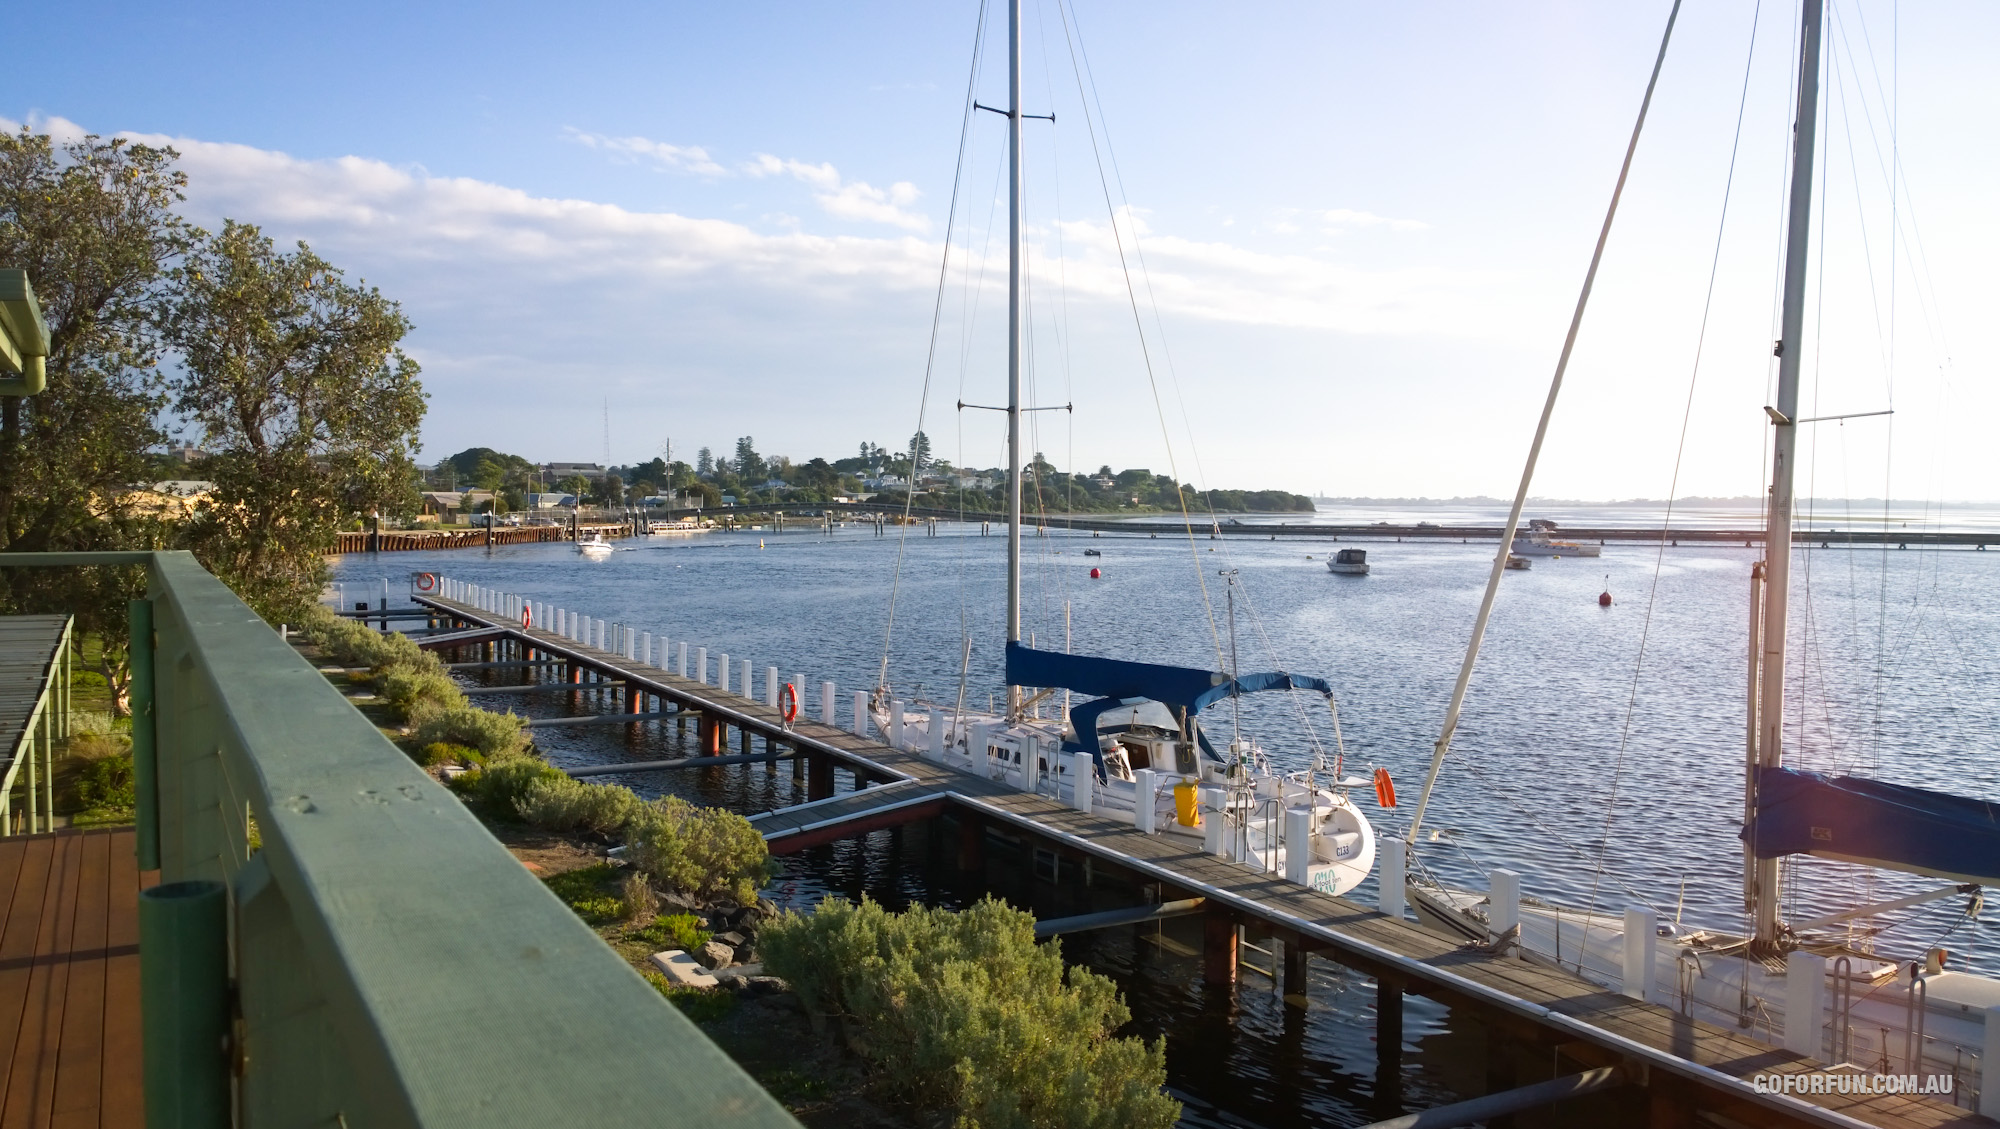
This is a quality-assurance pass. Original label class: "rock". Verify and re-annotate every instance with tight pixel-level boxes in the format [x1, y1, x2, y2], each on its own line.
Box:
[649, 950, 717, 989]
[694, 940, 736, 970]
[658, 889, 699, 913]
[714, 931, 746, 949]
[711, 962, 764, 984]
[741, 975, 788, 997]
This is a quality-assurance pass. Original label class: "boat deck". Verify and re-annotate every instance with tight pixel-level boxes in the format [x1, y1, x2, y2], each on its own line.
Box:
[413, 591, 1980, 1129]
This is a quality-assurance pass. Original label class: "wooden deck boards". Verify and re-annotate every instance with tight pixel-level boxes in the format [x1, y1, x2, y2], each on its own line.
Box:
[419, 593, 1977, 1129]
[0, 829, 145, 1129]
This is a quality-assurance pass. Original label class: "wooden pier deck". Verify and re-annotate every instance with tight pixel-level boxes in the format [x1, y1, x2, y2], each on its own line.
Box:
[411, 590, 1984, 1129]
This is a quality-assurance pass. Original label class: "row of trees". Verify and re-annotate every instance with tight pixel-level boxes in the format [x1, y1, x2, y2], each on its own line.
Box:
[0, 127, 426, 689]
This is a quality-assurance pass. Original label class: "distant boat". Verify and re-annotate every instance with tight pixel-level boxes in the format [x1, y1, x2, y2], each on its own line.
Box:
[577, 532, 614, 557]
[1325, 548, 1369, 575]
[1503, 554, 1531, 571]
[1510, 533, 1601, 558]
[1082, 548, 1102, 557]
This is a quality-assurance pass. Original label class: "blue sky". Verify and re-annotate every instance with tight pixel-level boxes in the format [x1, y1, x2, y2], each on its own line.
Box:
[8, 1, 1995, 500]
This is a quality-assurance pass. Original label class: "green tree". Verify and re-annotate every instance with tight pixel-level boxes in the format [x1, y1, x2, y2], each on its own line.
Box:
[733, 436, 762, 481]
[908, 430, 932, 467]
[557, 474, 590, 499]
[0, 128, 193, 711]
[165, 221, 425, 622]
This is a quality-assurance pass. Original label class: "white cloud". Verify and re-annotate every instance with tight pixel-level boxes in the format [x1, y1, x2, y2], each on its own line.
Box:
[745, 153, 928, 232]
[562, 128, 726, 177]
[1316, 208, 1428, 233]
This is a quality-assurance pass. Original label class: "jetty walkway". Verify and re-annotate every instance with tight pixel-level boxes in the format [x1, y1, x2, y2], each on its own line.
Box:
[413, 580, 1982, 1129]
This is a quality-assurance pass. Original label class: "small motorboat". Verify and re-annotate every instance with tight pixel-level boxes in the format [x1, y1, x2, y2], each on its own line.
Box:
[577, 533, 615, 557]
[1504, 554, 1531, 570]
[1326, 548, 1369, 575]
[1083, 548, 1102, 557]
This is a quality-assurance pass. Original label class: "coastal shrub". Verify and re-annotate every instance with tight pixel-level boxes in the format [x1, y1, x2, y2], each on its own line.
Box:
[75, 753, 137, 812]
[760, 896, 1179, 1129]
[420, 741, 483, 768]
[632, 912, 709, 953]
[542, 863, 624, 924]
[624, 796, 771, 906]
[457, 757, 563, 810]
[379, 663, 463, 716]
[515, 775, 644, 834]
[407, 699, 530, 761]
[621, 870, 656, 923]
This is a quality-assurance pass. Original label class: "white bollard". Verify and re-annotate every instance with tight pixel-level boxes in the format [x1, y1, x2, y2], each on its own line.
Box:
[718, 653, 731, 693]
[930, 709, 947, 760]
[677, 642, 689, 677]
[739, 659, 752, 699]
[1285, 806, 1313, 885]
[641, 632, 652, 666]
[1378, 836, 1406, 919]
[1134, 769, 1157, 833]
[852, 691, 869, 736]
[1785, 951, 1827, 1060]
[821, 681, 836, 724]
[765, 667, 779, 708]
[890, 701, 905, 748]
[695, 647, 707, 685]
[1983, 1007, 2000, 1118]
[1489, 869, 1521, 947]
[1622, 907, 1656, 1003]
[626, 629, 637, 661]
[1071, 751, 1095, 812]
[1201, 786, 1227, 855]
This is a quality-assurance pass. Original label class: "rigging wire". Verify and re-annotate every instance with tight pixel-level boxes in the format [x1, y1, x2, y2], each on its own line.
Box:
[1052, 0, 1226, 671]
[875, 0, 992, 699]
[1580, 0, 1766, 937]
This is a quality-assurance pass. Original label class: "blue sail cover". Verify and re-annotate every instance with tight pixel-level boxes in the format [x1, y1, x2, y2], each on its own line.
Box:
[1747, 766, 2000, 885]
[1005, 642, 1335, 759]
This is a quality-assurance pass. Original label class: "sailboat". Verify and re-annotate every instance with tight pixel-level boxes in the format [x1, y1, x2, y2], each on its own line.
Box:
[1399, 0, 2000, 1084]
[867, 0, 1379, 897]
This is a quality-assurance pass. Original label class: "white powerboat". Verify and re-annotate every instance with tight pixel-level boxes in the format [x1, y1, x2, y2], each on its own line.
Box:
[1326, 548, 1369, 575]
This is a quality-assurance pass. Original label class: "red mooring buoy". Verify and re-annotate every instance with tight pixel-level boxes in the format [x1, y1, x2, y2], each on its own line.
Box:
[1089, 567, 1101, 579]
[1598, 575, 1613, 607]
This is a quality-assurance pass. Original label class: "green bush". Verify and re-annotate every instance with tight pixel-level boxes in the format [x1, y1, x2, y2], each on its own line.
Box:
[380, 663, 464, 716]
[453, 757, 564, 810]
[624, 796, 771, 906]
[76, 753, 137, 812]
[420, 741, 483, 767]
[515, 775, 644, 834]
[760, 896, 1179, 1129]
[543, 863, 625, 924]
[408, 699, 530, 761]
[631, 912, 710, 953]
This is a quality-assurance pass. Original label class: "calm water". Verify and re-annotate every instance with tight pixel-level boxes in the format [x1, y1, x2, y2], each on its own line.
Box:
[333, 514, 2000, 1125]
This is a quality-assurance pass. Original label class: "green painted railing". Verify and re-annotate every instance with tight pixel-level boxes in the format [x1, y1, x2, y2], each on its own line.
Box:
[1, 551, 797, 1127]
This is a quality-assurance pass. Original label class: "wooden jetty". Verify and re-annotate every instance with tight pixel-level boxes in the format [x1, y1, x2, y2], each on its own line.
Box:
[335, 522, 632, 554]
[410, 583, 1983, 1129]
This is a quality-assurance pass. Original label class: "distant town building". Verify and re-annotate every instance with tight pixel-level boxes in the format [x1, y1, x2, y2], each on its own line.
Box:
[419, 491, 496, 522]
[542, 462, 607, 481]
[955, 474, 995, 491]
[164, 446, 212, 464]
[526, 492, 577, 509]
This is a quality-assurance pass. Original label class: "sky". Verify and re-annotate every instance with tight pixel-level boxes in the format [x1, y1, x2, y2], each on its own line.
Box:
[7, 1, 1995, 501]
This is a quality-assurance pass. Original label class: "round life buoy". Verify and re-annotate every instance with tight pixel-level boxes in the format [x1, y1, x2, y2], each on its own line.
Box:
[1373, 767, 1397, 809]
[416, 572, 436, 592]
[521, 604, 532, 630]
[779, 682, 799, 723]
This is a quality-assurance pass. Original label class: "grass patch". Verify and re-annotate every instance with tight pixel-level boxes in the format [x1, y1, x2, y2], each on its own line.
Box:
[542, 863, 628, 925]
[629, 912, 710, 953]
[641, 971, 736, 1023]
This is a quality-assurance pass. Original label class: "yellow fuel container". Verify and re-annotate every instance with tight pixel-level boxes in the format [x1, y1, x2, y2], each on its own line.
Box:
[1174, 780, 1201, 827]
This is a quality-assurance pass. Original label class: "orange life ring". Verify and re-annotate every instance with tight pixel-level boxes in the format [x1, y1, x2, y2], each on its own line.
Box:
[779, 682, 799, 723]
[521, 604, 532, 629]
[416, 572, 436, 592]
[1373, 767, 1397, 809]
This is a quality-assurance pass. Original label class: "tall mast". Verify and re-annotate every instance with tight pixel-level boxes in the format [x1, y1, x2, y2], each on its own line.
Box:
[1004, 0, 1024, 715]
[1751, 0, 1825, 951]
